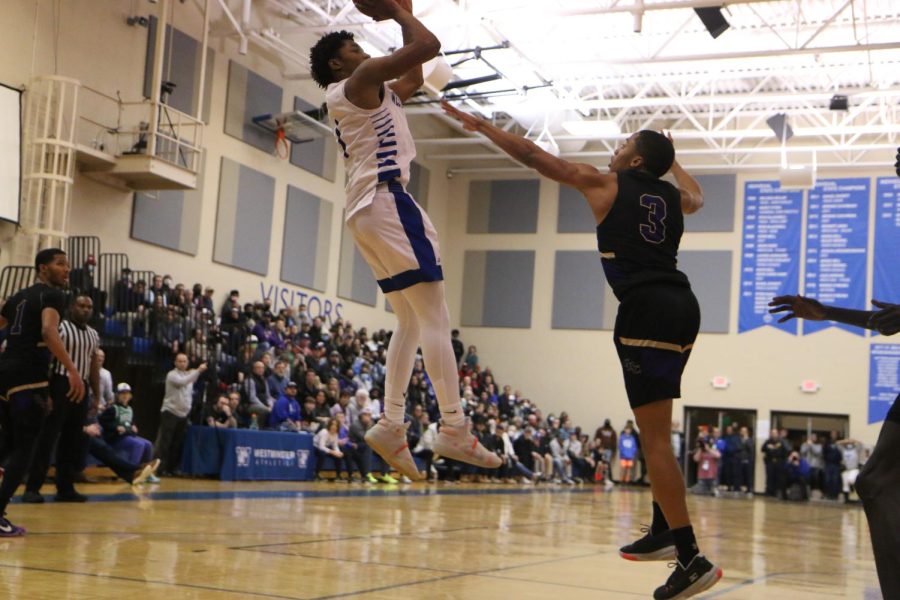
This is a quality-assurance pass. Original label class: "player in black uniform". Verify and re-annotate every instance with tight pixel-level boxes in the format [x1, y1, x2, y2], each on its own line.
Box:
[442, 101, 720, 599]
[0, 248, 86, 536]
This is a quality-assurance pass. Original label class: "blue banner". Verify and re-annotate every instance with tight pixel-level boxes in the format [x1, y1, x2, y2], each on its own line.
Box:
[803, 178, 870, 336]
[739, 181, 803, 334]
[874, 177, 900, 306]
[869, 344, 900, 424]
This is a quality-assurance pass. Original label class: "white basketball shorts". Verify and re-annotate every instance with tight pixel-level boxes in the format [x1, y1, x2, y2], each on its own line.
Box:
[347, 181, 443, 293]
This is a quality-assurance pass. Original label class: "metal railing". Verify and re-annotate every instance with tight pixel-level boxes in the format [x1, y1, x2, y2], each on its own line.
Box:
[0, 266, 36, 301]
[77, 85, 204, 174]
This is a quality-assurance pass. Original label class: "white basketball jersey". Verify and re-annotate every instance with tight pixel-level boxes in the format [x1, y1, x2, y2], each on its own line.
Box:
[325, 80, 415, 220]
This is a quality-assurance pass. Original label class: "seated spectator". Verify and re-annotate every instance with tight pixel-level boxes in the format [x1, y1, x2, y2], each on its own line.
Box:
[313, 390, 331, 429]
[464, 345, 479, 369]
[227, 390, 247, 428]
[267, 360, 290, 398]
[498, 422, 534, 483]
[313, 418, 345, 480]
[96, 349, 114, 412]
[269, 382, 303, 432]
[242, 361, 275, 425]
[692, 437, 721, 496]
[298, 369, 321, 401]
[548, 431, 574, 485]
[346, 410, 378, 484]
[566, 431, 591, 483]
[514, 426, 542, 482]
[206, 394, 237, 429]
[99, 383, 156, 481]
[354, 389, 379, 420]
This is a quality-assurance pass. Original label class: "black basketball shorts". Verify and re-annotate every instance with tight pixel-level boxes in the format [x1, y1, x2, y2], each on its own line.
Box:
[613, 282, 701, 409]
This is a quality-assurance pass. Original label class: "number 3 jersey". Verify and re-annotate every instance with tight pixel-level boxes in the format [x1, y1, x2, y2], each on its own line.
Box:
[596, 169, 690, 300]
[326, 80, 415, 221]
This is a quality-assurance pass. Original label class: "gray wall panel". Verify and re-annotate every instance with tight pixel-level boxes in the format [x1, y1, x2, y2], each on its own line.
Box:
[352, 248, 378, 307]
[678, 250, 732, 333]
[467, 181, 491, 233]
[338, 223, 377, 306]
[552, 251, 606, 329]
[488, 180, 539, 233]
[460, 251, 487, 326]
[557, 184, 595, 233]
[683, 174, 736, 232]
[224, 61, 283, 153]
[132, 191, 184, 251]
[231, 164, 275, 274]
[281, 186, 323, 290]
[481, 251, 535, 328]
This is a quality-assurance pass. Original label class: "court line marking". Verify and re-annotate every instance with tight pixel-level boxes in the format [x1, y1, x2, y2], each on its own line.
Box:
[10, 484, 605, 505]
[0, 562, 306, 600]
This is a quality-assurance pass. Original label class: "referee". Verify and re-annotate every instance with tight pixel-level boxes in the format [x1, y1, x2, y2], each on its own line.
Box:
[24, 293, 100, 504]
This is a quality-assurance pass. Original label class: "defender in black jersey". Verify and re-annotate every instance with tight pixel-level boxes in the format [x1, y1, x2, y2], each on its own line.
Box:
[443, 102, 720, 600]
[0, 249, 86, 536]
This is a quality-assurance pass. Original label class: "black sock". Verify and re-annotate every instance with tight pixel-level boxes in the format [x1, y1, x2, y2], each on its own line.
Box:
[651, 501, 669, 535]
[671, 525, 699, 566]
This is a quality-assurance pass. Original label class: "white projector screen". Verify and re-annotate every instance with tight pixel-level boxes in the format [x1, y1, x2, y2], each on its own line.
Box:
[0, 83, 22, 224]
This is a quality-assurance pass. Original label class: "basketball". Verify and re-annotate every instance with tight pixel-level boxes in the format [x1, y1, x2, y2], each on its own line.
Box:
[354, 0, 413, 22]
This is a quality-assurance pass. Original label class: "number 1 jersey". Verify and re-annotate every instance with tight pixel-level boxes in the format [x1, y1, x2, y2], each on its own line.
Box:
[596, 169, 689, 300]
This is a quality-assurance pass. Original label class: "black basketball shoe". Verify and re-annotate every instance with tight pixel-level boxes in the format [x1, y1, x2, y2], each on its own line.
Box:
[619, 526, 677, 561]
[653, 554, 722, 599]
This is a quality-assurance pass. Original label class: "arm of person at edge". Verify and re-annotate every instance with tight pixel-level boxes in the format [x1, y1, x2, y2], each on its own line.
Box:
[346, 0, 440, 109]
[42, 307, 86, 402]
[768, 295, 900, 336]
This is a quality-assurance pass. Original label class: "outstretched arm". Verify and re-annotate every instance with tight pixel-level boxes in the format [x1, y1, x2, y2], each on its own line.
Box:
[347, 0, 439, 107]
[442, 101, 616, 219]
[768, 296, 900, 335]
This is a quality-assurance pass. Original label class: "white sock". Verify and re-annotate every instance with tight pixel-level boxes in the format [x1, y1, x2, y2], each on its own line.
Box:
[398, 282, 465, 427]
[383, 291, 419, 425]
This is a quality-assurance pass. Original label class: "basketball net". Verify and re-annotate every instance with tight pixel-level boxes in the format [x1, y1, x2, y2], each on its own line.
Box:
[274, 126, 290, 159]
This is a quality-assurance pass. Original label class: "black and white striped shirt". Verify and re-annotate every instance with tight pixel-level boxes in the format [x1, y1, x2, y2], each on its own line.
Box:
[51, 320, 100, 380]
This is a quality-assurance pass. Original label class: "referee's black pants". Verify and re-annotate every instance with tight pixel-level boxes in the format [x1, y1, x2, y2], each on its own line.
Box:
[26, 375, 88, 496]
[0, 386, 50, 514]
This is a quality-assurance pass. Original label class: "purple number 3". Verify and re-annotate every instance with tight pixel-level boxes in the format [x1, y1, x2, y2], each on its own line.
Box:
[639, 194, 667, 244]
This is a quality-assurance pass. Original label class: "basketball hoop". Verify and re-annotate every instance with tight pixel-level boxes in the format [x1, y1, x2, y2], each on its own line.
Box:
[274, 126, 289, 159]
[252, 110, 332, 160]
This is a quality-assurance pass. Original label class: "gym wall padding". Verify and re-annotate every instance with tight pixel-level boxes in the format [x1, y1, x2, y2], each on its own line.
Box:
[467, 180, 540, 234]
[212, 157, 275, 275]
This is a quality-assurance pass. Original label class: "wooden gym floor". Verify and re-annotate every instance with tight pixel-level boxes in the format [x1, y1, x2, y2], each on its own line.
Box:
[0, 480, 881, 599]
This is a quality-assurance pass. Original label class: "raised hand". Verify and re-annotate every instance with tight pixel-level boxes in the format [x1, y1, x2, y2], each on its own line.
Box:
[768, 295, 827, 323]
[871, 299, 900, 336]
[441, 100, 486, 133]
